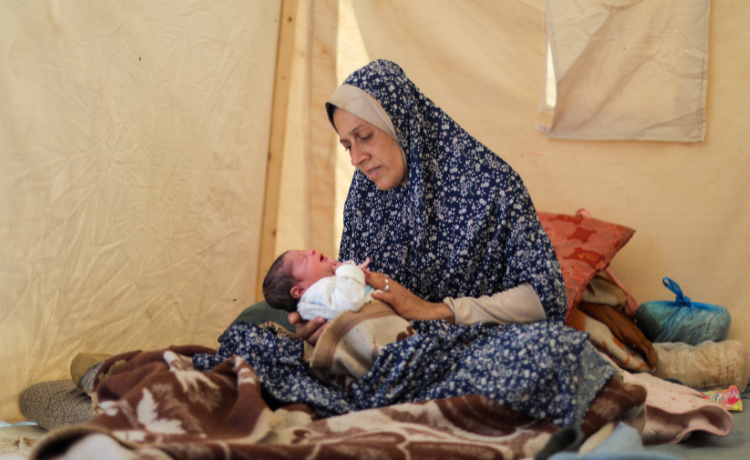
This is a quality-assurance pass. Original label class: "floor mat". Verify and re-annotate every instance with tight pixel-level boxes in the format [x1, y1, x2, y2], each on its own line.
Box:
[0, 422, 48, 459]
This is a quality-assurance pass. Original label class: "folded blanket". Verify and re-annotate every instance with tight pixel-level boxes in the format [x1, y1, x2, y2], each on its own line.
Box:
[622, 371, 733, 443]
[309, 300, 415, 379]
[568, 309, 653, 373]
[576, 303, 657, 369]
[581, 273, 627, 310]
[30, 346, 646, 460]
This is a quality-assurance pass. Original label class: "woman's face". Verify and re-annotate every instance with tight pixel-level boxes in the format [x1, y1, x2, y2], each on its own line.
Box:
[333, 109, 406, 191]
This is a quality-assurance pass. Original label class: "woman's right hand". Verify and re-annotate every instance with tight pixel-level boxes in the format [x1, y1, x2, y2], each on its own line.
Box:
[364, 270, 455, 323]
[287, 312, 329, 345]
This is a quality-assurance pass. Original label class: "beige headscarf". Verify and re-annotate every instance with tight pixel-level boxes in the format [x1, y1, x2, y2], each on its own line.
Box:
[326, 84, 407, 167]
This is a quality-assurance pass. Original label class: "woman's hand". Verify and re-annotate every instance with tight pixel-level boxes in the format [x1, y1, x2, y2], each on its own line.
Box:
[287, 312, 329, 345]
[364, 270, 455, 323]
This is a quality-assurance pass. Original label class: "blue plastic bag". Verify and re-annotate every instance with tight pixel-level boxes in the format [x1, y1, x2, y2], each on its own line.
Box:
[636, 278, 731, 345]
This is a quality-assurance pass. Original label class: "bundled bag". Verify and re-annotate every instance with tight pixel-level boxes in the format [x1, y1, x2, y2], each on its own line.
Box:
[654, 340, 750, 392]
[636, 278, 731, 345]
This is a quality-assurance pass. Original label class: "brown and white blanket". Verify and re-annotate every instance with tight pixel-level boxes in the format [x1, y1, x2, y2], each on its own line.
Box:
[567, 308, 655, 373]
[308, 300, 416, 382]
[30, 308, 647, 460]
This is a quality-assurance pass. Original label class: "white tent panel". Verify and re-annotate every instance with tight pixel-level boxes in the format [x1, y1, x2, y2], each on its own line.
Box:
[0, 1, 281, 420]
[545, 0, 710, 141]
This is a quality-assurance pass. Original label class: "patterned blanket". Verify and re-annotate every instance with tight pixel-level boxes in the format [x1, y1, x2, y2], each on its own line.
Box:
[195, 313, 616, 427]
[567, 308, 654, 373]
[308, 300, 417, 381]
[29, 312, 647, 460]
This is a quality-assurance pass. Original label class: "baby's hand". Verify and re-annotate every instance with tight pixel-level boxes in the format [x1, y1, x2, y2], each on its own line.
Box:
[357, 257, 370, 270]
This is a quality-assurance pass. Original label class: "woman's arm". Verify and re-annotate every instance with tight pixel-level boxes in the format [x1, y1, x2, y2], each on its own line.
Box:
[443, 284, 546, 325]
[366, 271, 546, 326]
[501, 194, 568, 322]
[365, 271, 455, 323]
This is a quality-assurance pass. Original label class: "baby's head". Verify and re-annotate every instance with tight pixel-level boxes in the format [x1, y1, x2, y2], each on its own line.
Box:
[263, 249, 337, 313]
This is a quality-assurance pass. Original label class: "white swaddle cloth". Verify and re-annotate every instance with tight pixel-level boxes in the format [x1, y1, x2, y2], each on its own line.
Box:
[297, 262, 375, 321]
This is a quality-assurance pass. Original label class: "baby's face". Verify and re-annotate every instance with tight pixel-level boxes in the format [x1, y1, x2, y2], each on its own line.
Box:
[286, 249, 337, 294]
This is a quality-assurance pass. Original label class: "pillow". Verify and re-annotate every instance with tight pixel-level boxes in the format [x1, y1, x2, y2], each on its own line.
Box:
[218, 300, 295, 343]
[537, 212, 635, 323]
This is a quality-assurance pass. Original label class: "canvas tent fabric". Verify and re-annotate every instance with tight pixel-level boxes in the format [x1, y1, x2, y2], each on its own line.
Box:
[0, 1, 281, 421]
[543, 0, 711, 141]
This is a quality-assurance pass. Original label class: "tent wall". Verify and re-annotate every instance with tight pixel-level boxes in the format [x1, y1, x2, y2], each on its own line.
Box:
[0, 1, 281, 420]
[277, 0, 750, 347]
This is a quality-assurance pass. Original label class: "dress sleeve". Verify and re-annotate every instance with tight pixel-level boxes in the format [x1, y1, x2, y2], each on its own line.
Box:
[500, 190, 568, 322]
[329, 264, 369, 313]
[443, 284, 546, 325]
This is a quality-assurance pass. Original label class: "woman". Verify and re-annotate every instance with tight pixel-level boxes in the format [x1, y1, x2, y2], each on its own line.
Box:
[290, 60, 567, 343]
[199, 64, 616, 426]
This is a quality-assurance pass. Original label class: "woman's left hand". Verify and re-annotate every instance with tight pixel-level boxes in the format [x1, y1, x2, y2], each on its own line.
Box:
[364, 270, 455, 323]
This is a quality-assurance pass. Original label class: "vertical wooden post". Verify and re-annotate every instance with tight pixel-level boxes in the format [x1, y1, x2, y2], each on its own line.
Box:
[308, 0, 339, 260]
[256, 0, 300, 302]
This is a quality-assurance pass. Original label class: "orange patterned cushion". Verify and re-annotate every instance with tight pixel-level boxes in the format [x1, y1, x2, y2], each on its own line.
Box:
[538, 212, 635, 323]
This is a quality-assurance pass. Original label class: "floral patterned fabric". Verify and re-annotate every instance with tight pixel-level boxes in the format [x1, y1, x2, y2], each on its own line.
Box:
[193, 320, 615, 428]
[336, 60, 567, 321]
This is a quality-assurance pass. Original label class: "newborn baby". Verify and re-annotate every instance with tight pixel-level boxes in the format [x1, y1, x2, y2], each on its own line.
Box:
[262, 249, 379, 321]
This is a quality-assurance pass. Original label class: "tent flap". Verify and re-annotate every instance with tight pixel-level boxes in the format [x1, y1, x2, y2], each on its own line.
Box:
[545, 0, 711, 141]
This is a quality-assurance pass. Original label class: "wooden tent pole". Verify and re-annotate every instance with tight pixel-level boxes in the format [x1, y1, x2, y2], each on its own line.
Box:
[308, 0, 339, 263]
[256, 0, 299, 302]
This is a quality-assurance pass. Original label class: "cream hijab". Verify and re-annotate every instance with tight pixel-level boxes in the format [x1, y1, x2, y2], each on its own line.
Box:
[326, 84, 407, 167]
